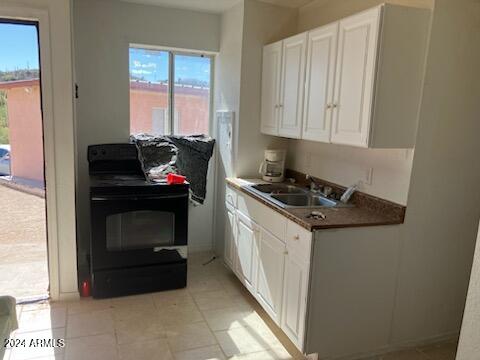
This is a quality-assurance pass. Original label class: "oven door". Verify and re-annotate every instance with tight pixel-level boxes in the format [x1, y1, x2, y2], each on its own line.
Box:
[90, 192, 188, 270]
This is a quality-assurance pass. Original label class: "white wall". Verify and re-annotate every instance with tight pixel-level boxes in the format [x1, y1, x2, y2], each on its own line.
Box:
[0, 0, 78, 299]
[213, 0, 298, 255]
[235, 0, 297, 177]
[298, 0, 432, 32]
[288, 141, 415, 205]
[213, 1, 244, 255]
[390, 0, 480, 344]
[73, 0, 221, 268]
[286, 0, 434, 205]
[457, 222, 480, 360]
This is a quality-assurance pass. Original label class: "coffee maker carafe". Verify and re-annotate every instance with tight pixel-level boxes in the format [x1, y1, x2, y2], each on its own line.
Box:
[259, 150, 286, 183]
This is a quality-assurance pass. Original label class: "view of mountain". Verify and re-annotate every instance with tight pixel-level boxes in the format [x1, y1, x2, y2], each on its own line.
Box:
[0, 69, 39, 82]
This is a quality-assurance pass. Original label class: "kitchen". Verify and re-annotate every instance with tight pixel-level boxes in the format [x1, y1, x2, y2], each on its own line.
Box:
[0, 0, 479, 360]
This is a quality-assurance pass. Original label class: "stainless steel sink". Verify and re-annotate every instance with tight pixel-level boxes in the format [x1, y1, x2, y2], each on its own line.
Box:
[250, 183, 305, 194]
[271, 194, 310, 206]
[246, 183, 349, 209]
[271, 194, 337, 208]
[310, 195, 338, 207]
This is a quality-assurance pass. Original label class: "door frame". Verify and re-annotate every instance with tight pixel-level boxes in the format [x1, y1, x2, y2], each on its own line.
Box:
[0, 2, 78, 300]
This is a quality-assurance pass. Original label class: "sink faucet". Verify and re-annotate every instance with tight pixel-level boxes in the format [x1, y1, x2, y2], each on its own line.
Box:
[340, 183, 359, 203]
[305, 174, 323, 194]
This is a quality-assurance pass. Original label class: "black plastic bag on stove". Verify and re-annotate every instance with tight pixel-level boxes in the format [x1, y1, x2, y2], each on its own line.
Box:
[167, 135, 215, 204]
[130, 134, 215, 205]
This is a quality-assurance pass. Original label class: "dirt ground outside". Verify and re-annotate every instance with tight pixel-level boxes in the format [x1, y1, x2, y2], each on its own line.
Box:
[0, 184, 48, 300]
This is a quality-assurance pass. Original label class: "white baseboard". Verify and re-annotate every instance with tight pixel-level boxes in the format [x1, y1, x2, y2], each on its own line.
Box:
[56, 291, 80, 302]
[331, 331, 459, 360]
[188, 244, 214, 253]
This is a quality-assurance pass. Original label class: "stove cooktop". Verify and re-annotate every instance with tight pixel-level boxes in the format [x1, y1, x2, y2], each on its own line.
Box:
[90, 174, 153, 187]
[89, 173, 189, 196]
[88, 143, 188, 195]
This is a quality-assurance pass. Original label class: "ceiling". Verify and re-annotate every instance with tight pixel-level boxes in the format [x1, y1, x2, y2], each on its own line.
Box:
[120, 0, 316, 13]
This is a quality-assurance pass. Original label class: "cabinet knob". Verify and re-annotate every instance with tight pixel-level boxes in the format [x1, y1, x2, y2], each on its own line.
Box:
[278, 104, 283, 108]
[332, 103, 338, 108]
[283, 250, 289, 255]
[326, 103, 332, 109]
[293, 235, 300, 240]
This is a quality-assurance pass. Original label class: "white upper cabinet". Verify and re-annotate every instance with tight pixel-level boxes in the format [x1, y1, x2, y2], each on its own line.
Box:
[278, 33, 307, 139]
[260, 4, 430, 148]
[302, 23, 338, 142]
[331, 7, 380, 147]
[261, 41, 283, 136]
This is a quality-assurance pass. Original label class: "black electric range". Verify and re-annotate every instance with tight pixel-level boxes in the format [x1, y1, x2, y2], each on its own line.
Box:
[88, 143, 189, 298]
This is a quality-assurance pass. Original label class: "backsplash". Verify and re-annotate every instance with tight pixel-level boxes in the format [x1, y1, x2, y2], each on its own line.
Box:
[286, 139, 414, 205]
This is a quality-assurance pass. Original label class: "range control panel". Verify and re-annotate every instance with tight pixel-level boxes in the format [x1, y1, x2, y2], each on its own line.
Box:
[88, 144, 138, 162]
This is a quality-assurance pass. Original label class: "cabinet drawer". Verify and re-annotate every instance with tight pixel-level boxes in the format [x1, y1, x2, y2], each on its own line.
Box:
[225, 185, 238, 207]
[237, 191, 286, 242]
[286, 220, 312, 261]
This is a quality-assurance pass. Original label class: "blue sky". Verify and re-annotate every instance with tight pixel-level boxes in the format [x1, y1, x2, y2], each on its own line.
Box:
[0, 23, 39, 71]
[129, 48, 210, 85]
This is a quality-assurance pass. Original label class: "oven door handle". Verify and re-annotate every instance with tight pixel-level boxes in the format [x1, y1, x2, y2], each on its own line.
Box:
[91, 194, 188, 201]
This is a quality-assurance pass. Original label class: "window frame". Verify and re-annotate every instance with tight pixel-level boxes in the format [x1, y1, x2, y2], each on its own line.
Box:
[129, 44, 215, 137]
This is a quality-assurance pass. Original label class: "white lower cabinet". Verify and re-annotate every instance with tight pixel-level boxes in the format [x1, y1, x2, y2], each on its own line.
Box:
[235, 211, 258, 294]
[281, 250, 309, 349]
[224, 186, 311, 353]
[256, 227, 286, 324]
[224, 203, 236, 269]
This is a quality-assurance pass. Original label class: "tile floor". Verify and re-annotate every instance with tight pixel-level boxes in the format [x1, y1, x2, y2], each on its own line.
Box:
[0, 184, 48, 300]
[3, 252, 458, 360]
[4, 252, 302, 360]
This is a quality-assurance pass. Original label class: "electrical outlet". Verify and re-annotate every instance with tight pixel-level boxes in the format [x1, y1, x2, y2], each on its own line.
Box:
[366, 167, 374, 185]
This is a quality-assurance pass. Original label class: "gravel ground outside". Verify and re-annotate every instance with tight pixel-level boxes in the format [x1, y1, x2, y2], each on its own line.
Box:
[0, 184, 48, 300]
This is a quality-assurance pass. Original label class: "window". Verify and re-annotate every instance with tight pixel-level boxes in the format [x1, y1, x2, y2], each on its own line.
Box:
[129, 46, 212, 136]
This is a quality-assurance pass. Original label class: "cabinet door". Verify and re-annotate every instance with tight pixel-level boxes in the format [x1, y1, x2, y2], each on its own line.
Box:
[278, 33, 307, 139]
[235, 212, 257, 294]
[302, 23, 338, 142]
[281, 251, 309, 351]
[331, 7, 381, 147]
[256, 227, 285, 324]
[224, 203, 236, 269]
[261, 41, 282, 135]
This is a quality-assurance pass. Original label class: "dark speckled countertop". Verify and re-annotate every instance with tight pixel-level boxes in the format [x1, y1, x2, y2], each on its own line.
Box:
[226, 175, 406, 232]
